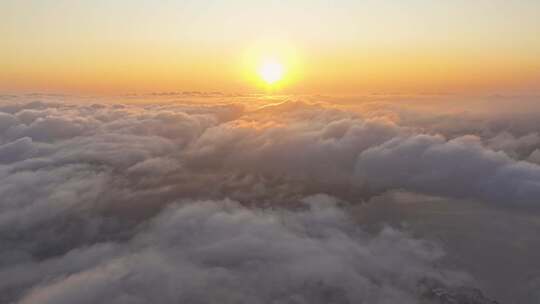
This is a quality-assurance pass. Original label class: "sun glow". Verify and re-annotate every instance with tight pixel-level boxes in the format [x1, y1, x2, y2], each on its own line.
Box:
[242, 42, 301, 90]
[258, 59, 285, 84]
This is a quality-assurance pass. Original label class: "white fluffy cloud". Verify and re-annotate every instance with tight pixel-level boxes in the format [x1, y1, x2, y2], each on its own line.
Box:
[355, 134, 540, 205]
[10, 197, 469, 304]
[1, 96, 539, 303]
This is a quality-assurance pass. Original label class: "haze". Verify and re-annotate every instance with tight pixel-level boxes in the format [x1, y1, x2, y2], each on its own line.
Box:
[2, 0, 539, 94]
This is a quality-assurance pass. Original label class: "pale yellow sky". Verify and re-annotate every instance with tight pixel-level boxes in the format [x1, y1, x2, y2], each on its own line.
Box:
[1, 0, 539, 95]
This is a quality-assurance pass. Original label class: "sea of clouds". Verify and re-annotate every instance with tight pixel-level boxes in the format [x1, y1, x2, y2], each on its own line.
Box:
[1, 94, 539, 303]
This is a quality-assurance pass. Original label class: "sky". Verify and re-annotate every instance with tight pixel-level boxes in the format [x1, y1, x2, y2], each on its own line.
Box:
[3, 3, 540, 303]
[1, 0, 540, 95]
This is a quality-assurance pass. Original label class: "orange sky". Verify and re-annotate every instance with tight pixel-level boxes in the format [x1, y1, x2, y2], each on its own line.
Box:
[1, 0, 539, 95]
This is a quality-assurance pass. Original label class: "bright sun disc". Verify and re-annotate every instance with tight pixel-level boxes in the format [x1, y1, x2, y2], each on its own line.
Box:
[259, 59, 284, 84]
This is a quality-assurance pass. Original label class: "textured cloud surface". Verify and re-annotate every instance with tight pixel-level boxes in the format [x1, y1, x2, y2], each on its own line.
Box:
[1, 95, 540, 303]
[11, 197, 470, 304]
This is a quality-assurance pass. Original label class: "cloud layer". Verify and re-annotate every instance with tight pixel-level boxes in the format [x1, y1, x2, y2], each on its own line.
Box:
[9, 196, 471, 304]
[1, 95, 539, 303]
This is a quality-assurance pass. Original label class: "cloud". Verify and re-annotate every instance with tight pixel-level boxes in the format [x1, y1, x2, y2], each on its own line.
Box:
[355, 134, 540, 205]
[8, 197, 469, 304]
[0, 96, 539, 302]
[353, 190, 540, 304]
[486, 132, 540, 159]
[528, 149, 540, 165]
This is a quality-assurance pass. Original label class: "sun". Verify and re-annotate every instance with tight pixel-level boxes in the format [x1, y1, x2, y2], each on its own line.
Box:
[258, 59, 284, 84]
